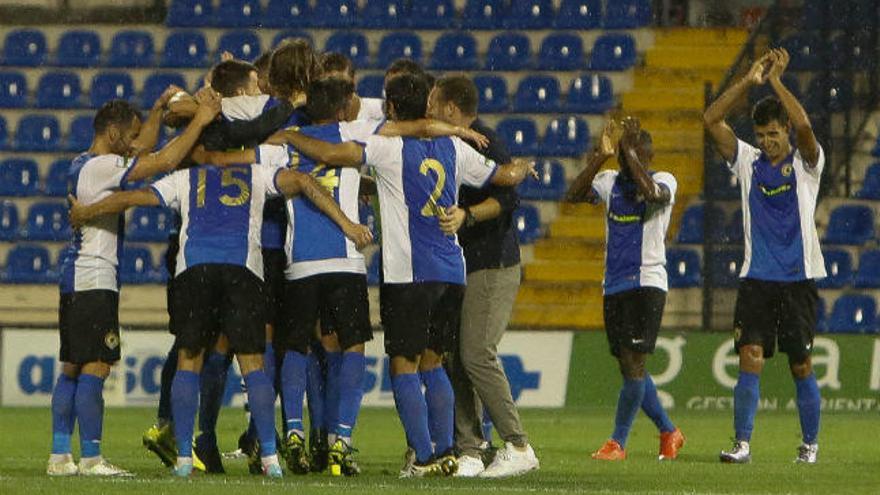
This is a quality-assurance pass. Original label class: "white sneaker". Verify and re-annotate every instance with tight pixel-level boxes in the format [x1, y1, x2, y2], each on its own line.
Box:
[46, 454, 77, 476]
[78, 457, 134, 477]
[719, 440, 751, 464]
[479, 442, 539, 478]
[795, 443, 818, 464]
[454, 455, 485, 477]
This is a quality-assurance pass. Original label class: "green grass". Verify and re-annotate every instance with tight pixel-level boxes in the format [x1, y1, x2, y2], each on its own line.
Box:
[0, 407, 878, 494]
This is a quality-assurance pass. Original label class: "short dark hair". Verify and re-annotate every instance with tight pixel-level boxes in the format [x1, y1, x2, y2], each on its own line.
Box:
[305, 77, 355, 122]
[434, 75, 478, 116]
[752, 96, 789, 126]
[320, 52, 355, 79]
[93, 99, 140, 134]
[269, 38, 319, 98]
[385, 73, 430, 121]
[253, 51, 273, 75]
[385, 58, 424, 79]
[211, 60, 257, 97]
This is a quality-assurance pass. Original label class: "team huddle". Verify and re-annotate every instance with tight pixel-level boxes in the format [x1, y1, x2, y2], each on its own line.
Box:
[46, 39, 826, 481]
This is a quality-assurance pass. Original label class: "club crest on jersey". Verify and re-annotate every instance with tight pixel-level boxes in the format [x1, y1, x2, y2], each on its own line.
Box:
[781, 163, 793, 177]
[733, 326, 742, 342]
[104, 331, 120, 350]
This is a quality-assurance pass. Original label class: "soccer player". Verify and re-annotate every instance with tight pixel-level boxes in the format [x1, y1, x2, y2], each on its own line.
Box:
[703, 48, 825, 464]
[566, 117, 685, 462]
[319, 52, 385, 122]
[46, 87, 220, 477]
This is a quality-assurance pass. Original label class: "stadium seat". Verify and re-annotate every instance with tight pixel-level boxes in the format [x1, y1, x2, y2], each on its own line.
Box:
[781, 33, 824, 71]
[485, 33, 531, 71]
[377, 32, 422, 69]
[518, 160, 566, 200]
[367, 250, 381, 286]
[362, 0, 409, 29]
[537, 33, 584, 70]
[827, 294, 878, 333]
[566, 73, 613, 113]
[666, 248, 701, 288]
[513, 205, 541, 244]
[217, 31, 262, 62]
[357, 75, 384, 99]
[0, 70, 26, 108]
[66, 114, 95, 152]
[853, 250, 880, 288]
[822, 205, 875, 245]
[36, 71, 82, 109]
[541, 116, 589, 157]
[0, 201, 19, 241]
[816, 296, 828, 333]
[504, 0, 554, 29]
[409, 0, 456, 29]
[263, 0, 312, 28]
[120, 247, 158, 284]
[805, 76, 853, 113]
[829, 34, 874, 71]
[0, 116, 7, 150]
[162, 31, 209, 68]
[430, 32, 479, 71]
[2, 29, 47, 66]
[708, 248, 743, 288]
[312, 0, 359, 28]
[57, 30, 101, 67]
[589, 33, 636, 71]
[496, 118, 538, 156]
[166, 0, 214, 27]
[325, 32, 370, 70]
[42, 159, 71, 197]
[127, 207, 175, 242]
[141, 72, 187, 108]
[473, 75, 509, 113]
[603, 0, 652, 28]
[461, 0, 506, 29]
[108, 31, 155, 68]
[817, 248, 853, 289]
[856, 163, 880, 200]
[3, 245, 53, 284]
[273, 30, 313, 48]
[513, 75, 561, 113]
[90, 72, 135, 109]
[750, 73, 799, 105]
[0, 158, 39, 196]
[706, 159, 741, 200]
[555, 0, 602, 29]
[21, 202, 70, 241]
[14, 115, 61, 151]
[676, 203, 725, 244]
[215, 0, 262, 27]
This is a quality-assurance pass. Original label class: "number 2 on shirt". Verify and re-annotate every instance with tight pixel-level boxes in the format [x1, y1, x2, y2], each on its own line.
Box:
[196, 168, 251, 208]
[419, 159, 446, 217]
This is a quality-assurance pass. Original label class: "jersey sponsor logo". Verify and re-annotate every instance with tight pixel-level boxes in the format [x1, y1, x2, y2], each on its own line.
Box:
[607, 211, 642, 223]
[759, 183, 792, 197]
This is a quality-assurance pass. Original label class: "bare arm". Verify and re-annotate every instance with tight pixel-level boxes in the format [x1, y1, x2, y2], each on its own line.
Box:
[165, 92, 199, 127]
[68, 189, 160, 228]
[130, 85, 182, 155]
[191, 146, 256, 166]
[490, 159, 538, 187]
[378, 119, 489, 149]
[270, 129, 364, 168]
[618, 118, 671, 204]
[767, 48, 820, 167]
[565, 120, 618, 203]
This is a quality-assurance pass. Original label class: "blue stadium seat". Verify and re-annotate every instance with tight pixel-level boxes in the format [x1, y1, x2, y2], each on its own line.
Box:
[14, 115, 61, 151]
[0, 201, 18, 241]
[666, 248, 701, 288]
[90, 72, 135, 109]
[108, 31, 155, 68]
[723, 208, 744, 243]
[513, 205, 541, 244]
[461, 0, 506, 29]
[473, 75, 508, 113]
[430, 32, 478, 70]
[537, 33, 584, 71]
[66, 114, 95, 152]
[781, 33, 823, 71]
[590, 33, 636, 71]
[0, 116, 7, 150]
[57, 30, 101, 68]
[496, 118, 538, 156]
[42, 159, 71, 197]
[555, 0, 602, 29]
[513, 75, 560, 113]
[2, 29, 47, 66]
[566, 73, 613, 113]
[141, 72, 187, 108]
[857, 163, 880, 200]
[377, 32, 422, 69]
[805, 76, 853, 113]
[37, 71, 82, 109]
[603, 0, 652, 28]
[273, 30, 313, 48]
[21, 202, 70, 241]
[362, 0, 409, 29]
[504, 0, 554, 29]
[217, 31, 262, 62]
[817, 248, 853, 289]
[518, 160, 566, 200]
[708, 248, 743, 288]
[120, 247, 158, 284]
[0, 71, 26, 108]
[0, 158, 39, 196]
[816, 297, 827, 333]
[312, 0, 359, 28]
[485, 33, 531, 70]
[367, 250, 381, 286]
[215, 0, 262, 27]
[325, 32, 370, 70]
[127, 207, 175, 242]
[676, 203, 725, 244]
[409, 0, 456, 29]
[263, 0, 312, 28]
[162, 31, 209, 68]
[3, 245, 53, 284]
[166, 0, 214, 27]
[823, 205, 875, 245]
[827, 294, 878, 333]
[542, 116, 589, 157]
[854, 250, 880, 288]
[829, 34, 874, 71]
[357, 75, 384, 98]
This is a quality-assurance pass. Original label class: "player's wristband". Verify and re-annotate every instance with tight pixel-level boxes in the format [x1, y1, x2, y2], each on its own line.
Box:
[464, 207, 477, 227]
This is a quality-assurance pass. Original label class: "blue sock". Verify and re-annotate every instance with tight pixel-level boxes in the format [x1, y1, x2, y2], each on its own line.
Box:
[264, 342, 276, 384]
[795, 373, 821, 444]
[198, 352, 230, 443]
[641, 374, 675, 433]
[157, 344, 178, 424]
[391, 373, 433, 464]
[244, 370, 277, 456]
[420, 367, 454, 455]
[281, 351, 308, 436]
[611, 377, 646, 448]
[337, 352, 366, 441]
[306, 351, 325, 433]
[324, 351, 342, 435]
[51, 374, 77, 454]
[171, 370, 199, 458]
[482, 409, 494, 443]
[75, 374, 105, 458]
[734, 371, 760, 442]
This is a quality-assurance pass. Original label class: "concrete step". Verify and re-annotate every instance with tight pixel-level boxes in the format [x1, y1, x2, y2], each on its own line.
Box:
[524, 260, 605, 283]
[548, 215, 606, 240]
[533, 238, 605, 261]
[511, 303, 603, 329]
[622, 88, 706, 111]
[516, 282, 603, 305]
[645, 46, 741, 70]
[653, 28, 748, 47]
[633, 67, 725, 90]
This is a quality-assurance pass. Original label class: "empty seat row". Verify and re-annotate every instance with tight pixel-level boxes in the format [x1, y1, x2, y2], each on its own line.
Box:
[0, 71, 187, 109]
[856, 163, 880, 200]
[779, 31, 876, 72]
[750, 73, 854, 113]
[0, 115, 95, 152]
[1, 243, 167, 284]
[818, 248, 880, 289]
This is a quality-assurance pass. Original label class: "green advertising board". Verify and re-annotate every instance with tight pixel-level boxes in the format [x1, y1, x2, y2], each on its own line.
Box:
[567, 331, 880, 413]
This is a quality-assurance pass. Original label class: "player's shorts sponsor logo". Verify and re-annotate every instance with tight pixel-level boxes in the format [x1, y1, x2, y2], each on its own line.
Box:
[733, 325, 742, 341]
[104, 330, 120, 350]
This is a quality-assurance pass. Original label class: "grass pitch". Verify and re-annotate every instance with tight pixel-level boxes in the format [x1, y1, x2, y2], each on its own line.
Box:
[0, 407, 877, 494]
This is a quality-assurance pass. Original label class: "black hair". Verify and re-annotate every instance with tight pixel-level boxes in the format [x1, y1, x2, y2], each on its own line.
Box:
[752, 96, 789, 126]
[253, 51, 273, 75]
[93, 99, 140, 134]
[320, 52, 355, 79]
[305, 77, 355, 122]
[385, 58, 425, 78]
[434, 75, 478, 116]
[269, 38, 319, 98]
[211, 60, 257, 97]
[385, 73, 430, 121]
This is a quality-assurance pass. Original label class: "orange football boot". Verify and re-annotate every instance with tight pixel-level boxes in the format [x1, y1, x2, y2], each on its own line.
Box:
[591, 439, 626, 461]
[659, 428, 686, 460]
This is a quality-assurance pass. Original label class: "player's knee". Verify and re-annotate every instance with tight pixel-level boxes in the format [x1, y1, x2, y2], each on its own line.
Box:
[81, 361, 111, 379]
[419, 349, 443, 371]
[344, 343, 365, 354]
[321, 332, 342, 352]
[213, 335, 230, 354]
[618, 350, 646, 379]
[390, 354, 419, 376]
[60, 362, 81, 379]
[789, 356, 812, 379]
[739, 345, 764, 372]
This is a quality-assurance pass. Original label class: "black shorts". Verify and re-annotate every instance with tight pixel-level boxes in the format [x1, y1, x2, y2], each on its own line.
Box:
[171, 264, 266, 356]
[603, 287, 666, 358]
[380, 282, 464, 360]
[59, 290, 121, 365]
[733, 278, 817, 362]
[165, 233, 179, 335]
[277, 273, 373, 354]
[263, 248, 286, 329]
